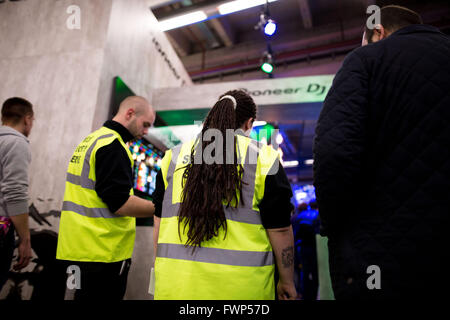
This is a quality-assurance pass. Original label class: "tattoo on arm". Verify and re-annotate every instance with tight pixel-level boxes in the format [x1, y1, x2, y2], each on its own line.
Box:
[281, 246, 294, 268]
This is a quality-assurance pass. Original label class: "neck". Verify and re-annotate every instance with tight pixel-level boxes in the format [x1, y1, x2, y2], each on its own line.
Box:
[237, 127, 249, 137]
[3, 123, 26, 136]
[112, 116, 127, 128]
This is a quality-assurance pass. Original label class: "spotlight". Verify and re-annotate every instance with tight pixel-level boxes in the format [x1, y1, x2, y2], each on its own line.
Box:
[264, 19, 277, 36]
[261, 62, 273, 74]
[256, 13, 277, 36]
[276, 133, 283, 145]
[260, 51, 274, 74]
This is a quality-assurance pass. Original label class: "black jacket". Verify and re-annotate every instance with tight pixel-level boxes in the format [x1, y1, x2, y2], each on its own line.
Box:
[313, 25, 450, 299]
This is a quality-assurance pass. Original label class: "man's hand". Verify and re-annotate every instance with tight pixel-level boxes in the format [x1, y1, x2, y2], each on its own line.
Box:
[13, 237, 32, 270]
[10, 213, 32, 270]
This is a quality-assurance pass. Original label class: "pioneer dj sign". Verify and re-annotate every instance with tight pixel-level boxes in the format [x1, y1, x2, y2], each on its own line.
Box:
[239, 83, 328, 100]
[152, 75, 334, 111]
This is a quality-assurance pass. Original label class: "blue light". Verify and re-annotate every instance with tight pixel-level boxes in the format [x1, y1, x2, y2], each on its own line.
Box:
[264, 20, 277, 36]
[292, 184, 316, 206]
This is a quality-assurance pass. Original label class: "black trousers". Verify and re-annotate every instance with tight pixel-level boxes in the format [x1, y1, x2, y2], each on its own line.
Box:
[298, 246, 318, 300]
[0, 225, 15, 292]
[64, 259, 132, 301]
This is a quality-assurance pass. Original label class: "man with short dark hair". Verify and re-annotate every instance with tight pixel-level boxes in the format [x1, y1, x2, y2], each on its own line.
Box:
[363, 5, 423, 45]
[0, 97, 35, 291]
[314, 5, 450, 299]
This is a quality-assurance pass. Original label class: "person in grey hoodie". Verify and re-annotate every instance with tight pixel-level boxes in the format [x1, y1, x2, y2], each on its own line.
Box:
[0, 97, 34, 291]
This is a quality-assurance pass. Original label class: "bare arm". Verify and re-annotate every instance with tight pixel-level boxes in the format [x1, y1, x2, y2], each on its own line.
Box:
[153, 216, 161, 265]
[10, 213, 32, 270]
[115, 195, 155, 218]
[267, 225, 297, 300]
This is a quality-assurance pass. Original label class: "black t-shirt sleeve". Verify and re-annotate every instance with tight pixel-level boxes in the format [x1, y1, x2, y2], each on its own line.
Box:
[259, 161, 294, 229]
[151, 169, 165, 218]
[95, 139, 133, 213]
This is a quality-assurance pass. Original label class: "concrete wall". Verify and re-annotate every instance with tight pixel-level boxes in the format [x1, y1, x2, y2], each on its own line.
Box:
[0, 0, 113, 214]
[0, 0, 191, 300]
[0, 0, 191, 214]
[92, 0, 192, 130]
[126, 226, 155, 300]
[89, 0, 191, 300]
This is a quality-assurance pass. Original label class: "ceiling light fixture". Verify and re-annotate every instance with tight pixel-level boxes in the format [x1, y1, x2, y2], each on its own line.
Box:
[264, 19, 277, 36]
[283, 160, 299, 168]
[261, 61, 274, 73]
[260, 45, 275, 75]
[158, 10, 208, 31]
[255, 12, 277, 37]
[218, 0, 278, 15]
[253, 120, 267, 127]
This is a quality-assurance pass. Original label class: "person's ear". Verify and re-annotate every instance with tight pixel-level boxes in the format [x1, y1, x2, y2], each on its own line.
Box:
[24, 114, 32, 127]
[126, 108, 135, 120]
[245, 118, 254, 131]
[374, 24, 387, 40]
[379, 24, 387, 39]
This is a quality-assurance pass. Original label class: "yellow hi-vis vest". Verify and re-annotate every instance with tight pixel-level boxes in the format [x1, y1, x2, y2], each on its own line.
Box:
[155, 133, 280, 300]
[56, 126, 136, 263]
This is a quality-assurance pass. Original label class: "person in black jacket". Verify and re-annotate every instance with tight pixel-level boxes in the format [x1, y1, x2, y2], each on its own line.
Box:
[313, 5, 450, 299]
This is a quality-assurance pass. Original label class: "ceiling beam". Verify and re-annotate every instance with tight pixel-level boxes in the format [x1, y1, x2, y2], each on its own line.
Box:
[195, 22, 222, 49]
[152, 0, 224, 20]
[297, 0, 313, 29]
[166, 32, 190, 57]
[180, 18, 366, 71]
[149, 0, 186, 10]
[189, 38, 358, 80]
[207, 17, 235, 47]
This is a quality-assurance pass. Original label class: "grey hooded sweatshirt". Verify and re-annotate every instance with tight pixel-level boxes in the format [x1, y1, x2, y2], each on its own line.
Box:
[0, 126, 31, 217]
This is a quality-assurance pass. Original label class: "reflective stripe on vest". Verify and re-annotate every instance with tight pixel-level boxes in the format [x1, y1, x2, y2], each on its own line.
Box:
[56, 127, 136, 263]
[155, 134, 277, 300]
[157, 243, 274, 267]
[65, 133, 114, 190]
[62, 201, 117, 219]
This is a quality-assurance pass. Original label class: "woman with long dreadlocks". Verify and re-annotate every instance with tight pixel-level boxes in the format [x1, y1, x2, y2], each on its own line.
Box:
[152, 90, 296, 300]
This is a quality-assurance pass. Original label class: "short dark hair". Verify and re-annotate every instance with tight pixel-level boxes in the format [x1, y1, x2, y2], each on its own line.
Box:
[1, 97, 34, 125]
[365, 5, 423, 43]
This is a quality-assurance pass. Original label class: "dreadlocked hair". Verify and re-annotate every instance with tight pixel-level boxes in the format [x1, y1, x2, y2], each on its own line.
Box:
[177, 90, 257, 249]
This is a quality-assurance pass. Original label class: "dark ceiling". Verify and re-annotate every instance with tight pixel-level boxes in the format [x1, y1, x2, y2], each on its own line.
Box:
[152, 0, 450, 82]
